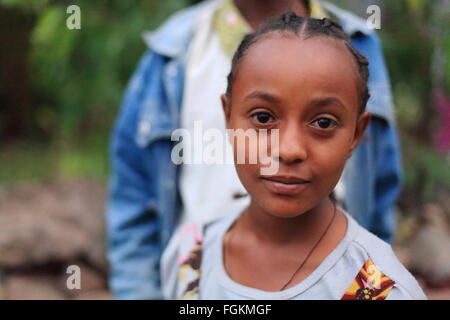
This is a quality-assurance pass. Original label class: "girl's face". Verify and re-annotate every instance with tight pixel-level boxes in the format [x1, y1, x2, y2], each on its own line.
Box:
[222, 35, 371, 218]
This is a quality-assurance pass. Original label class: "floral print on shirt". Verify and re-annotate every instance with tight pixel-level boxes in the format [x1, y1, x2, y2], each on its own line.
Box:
[341, 258, 395, 300]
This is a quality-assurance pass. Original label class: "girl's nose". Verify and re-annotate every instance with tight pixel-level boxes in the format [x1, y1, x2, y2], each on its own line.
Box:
[275, 124, 307, 164]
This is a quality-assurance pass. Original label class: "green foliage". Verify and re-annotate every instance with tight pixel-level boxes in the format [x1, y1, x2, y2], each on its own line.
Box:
[1, 0, 191, 184]
[28, 0, 190, 141]
[0, 0, 50, 13]
[0, 140, 109, 184]
[403, 144, 450, 203]
[377, 0, 449, 205]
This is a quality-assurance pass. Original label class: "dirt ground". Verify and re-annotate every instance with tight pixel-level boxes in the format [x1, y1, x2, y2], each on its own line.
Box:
[0, 180, 448, 300]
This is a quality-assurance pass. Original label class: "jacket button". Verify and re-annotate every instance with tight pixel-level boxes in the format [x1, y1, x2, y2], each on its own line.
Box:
[139, 121, 151, 136]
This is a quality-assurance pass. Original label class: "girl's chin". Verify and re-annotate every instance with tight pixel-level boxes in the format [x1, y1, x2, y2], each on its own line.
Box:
[259, 201, 312, 219]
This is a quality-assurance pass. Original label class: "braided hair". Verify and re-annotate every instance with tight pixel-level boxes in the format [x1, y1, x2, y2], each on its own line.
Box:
[226, 12, 370, 114]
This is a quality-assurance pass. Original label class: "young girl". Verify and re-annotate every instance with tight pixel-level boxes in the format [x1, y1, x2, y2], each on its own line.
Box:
[161, 12, 426, 300]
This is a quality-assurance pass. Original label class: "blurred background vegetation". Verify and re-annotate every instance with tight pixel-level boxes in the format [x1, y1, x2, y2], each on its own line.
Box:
[0, 0, 196, 184]
[0, 0, 449, 218]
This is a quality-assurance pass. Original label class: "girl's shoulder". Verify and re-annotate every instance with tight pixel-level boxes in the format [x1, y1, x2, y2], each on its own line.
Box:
[160, 220, 204, 299]
[342, 213, 427, 300]
[160, 207, 242, 299]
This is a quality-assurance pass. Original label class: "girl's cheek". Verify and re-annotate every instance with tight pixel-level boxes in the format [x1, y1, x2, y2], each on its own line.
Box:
[231, 126, 269, 166]
[309, 136, 350, 177]
[234, 163, 260, 196]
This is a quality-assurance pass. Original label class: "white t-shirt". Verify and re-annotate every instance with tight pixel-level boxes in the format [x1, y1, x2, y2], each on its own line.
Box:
[161, 206, 427, 300]
[179, 0, 249, 227]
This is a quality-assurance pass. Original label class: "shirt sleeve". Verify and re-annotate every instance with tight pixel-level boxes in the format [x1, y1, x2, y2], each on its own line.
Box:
[356, 32, 402, 243]
[385, 283, 428, 300]
[161, 222, 204, 300]
[106, 50, 163, 300]
[370, 117, 402, 243]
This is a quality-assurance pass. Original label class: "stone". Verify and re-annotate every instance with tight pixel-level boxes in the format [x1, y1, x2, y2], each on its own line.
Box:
[406, 204, 450, 287]
[2, 274, 66, 300]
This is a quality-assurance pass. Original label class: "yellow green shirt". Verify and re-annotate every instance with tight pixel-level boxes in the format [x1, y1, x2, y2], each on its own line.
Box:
[213, 0, 329, 58]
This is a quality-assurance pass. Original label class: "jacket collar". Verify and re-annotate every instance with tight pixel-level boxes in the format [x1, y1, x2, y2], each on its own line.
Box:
[142, 0, 219, 58]
[319, 1, 373, 37]
[143, 0, 372, 58]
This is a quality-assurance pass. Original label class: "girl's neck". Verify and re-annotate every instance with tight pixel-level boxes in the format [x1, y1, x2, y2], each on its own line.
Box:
[233, 0, 310, 30]
[241, 197, 335, 245]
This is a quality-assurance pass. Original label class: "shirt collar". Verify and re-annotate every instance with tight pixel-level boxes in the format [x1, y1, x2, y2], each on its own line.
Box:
[144, 0, 372, 58]
[142, 0, 220, 58]
[213, 0, 332, 58]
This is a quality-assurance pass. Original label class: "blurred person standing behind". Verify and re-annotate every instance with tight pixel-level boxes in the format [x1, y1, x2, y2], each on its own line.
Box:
[106, 0, 402, 299]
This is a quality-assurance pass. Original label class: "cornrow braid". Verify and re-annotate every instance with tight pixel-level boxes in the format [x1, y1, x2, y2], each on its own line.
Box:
[226, 12, 370, 114]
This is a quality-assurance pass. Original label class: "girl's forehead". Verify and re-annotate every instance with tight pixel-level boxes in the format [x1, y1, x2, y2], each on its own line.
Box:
[233, 36, 361, 110]
[241, 35, 357, 77]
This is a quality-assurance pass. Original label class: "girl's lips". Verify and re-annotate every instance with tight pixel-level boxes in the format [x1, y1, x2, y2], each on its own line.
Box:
[261, 177, 310, 195]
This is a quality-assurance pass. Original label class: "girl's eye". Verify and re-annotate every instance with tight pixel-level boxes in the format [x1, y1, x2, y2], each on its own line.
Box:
[311, 117, 338, 129]
[251, 112, 274, 124]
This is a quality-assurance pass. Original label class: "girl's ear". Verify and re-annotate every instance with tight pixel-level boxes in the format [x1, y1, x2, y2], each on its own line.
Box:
[348, 111, 371, 158]
[221, 94, 231, 128]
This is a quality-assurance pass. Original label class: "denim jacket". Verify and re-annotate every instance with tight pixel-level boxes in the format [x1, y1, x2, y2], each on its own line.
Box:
[106, 0, 402, 299]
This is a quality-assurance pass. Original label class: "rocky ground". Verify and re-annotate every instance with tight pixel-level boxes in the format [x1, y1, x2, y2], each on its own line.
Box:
[0, 180, 449, 300]
[0, 180, 110, 299]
